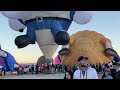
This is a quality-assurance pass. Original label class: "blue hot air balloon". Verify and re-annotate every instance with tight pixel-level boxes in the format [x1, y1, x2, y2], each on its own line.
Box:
[0, 47, 17, 72]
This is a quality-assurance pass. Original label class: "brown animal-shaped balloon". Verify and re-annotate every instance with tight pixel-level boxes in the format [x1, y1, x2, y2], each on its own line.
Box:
[60, 30, 116, 68]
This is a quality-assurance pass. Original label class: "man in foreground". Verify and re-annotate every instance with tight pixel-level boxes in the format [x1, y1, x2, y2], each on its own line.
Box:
[73, 56, 98, 79]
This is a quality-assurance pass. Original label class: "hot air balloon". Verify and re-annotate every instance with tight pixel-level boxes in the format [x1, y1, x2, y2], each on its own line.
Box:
[37, 56, 53, 65]
[61, 30, 117, 68]
[1, 11, 93, 60]
[0, 45, 17, 72]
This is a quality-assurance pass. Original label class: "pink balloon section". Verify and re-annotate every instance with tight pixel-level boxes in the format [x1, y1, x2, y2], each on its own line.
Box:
[53, 55, 61, 64]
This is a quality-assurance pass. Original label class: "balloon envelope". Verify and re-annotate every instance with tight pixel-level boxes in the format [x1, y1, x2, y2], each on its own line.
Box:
[1, 11, 32, 19]
[53, 55, 61, 64]
[47, 11, 67, 15]
[8, 19, 26, 31]
[0, 51, 17, 71]
[37, 56, 48, 65]
[35, 29, 58, 60]
[73, 11, 93, 25]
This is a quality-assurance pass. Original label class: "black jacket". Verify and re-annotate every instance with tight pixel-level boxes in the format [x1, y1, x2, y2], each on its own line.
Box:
[115, 70, 120, 79]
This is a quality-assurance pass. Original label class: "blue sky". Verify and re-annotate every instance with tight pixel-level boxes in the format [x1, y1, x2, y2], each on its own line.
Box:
[0, 11, 120, 63]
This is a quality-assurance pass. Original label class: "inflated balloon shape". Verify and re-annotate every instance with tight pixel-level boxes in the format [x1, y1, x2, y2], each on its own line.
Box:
[1, 11, 32, 19]
[1, 11, 93, 60]
[0, 50, 7, 58]
[61, 30, 114, 68]
[47, 11, 67, 15]
[8, 19, 26, 31]
[73, 11, 93, 25]
[0, 50, 17, 72]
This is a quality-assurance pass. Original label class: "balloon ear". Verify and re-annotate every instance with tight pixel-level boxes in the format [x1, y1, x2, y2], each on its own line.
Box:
[100, 38, 107, 45]
[73, 11, 93, 25]
[1, 11, 32, 19]
[8, 19, 26, 31]
[47, 11, 67, 15]
[100, 38, 112, 46]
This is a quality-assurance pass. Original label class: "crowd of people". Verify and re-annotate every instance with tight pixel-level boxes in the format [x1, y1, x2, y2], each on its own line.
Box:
[0, 61, 72, 76]
[13, 63, 72, 75]
[1, 55, 120, 79]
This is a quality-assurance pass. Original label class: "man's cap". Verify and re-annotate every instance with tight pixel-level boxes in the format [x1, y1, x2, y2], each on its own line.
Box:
[78, 56, 88, 62]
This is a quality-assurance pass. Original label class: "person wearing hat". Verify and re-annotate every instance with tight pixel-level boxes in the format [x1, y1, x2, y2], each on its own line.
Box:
[102, 68, 113, 79]
[101, 64, 110, 79]
[73, 56, 98, 79]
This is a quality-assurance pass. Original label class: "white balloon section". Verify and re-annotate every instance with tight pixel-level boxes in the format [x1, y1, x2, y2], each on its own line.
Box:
[1, 11, 93, 31]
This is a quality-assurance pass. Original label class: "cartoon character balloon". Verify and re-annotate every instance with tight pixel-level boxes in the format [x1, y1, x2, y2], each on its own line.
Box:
[0, 45, 17, 71]
[8, 18, 26, 32]
[1, 11, 93, 60]
[1, 11, 32, 19]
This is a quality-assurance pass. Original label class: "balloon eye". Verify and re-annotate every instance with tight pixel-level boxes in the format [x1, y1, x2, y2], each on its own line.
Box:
[19, 29, 24, 32]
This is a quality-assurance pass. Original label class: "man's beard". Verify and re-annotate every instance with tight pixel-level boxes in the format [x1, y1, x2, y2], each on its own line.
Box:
[81, 65, 87, 67]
